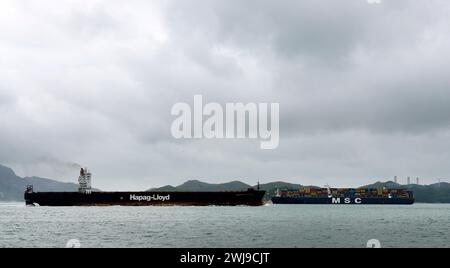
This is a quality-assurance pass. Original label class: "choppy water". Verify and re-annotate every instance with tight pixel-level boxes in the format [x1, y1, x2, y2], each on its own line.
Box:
[0, 202, 448, 248]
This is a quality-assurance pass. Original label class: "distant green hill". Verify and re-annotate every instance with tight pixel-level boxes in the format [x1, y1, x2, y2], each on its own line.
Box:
[148, 180, 305, 201]
[256, 182, 303, 200]
[361, 181, 404, 189]
[0, 164, 92, 201]
[408, 183, 450, 203]
[148, 180, 304, 200]
[362, 181, 450, 203]
[148, 180, 252, 192]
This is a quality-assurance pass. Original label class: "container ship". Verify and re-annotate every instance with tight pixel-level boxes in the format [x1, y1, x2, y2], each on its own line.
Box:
[24, 168, 265, 206]
[272, 186, 414, 205]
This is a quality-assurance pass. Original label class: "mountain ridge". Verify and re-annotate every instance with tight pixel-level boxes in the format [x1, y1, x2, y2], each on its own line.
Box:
[1, 164, 449, 203]
[0, 164, 82, 201]
[149, 180, 450, 203]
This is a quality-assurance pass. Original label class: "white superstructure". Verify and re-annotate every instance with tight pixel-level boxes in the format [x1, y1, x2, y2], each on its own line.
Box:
[78, 168, 92, 194]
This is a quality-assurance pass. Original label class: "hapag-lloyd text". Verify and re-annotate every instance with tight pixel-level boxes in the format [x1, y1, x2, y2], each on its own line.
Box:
[130, 194, 170, 202]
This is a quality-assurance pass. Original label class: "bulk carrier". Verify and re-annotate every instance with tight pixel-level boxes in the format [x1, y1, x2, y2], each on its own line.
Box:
[24, 168, 265, 206]
[272, 186, 414, 205]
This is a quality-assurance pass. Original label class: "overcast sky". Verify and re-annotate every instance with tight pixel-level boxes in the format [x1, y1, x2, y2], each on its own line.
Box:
[1, 0, 450, 190]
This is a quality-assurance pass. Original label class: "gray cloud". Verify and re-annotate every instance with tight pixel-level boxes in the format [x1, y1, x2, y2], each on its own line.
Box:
[0, 0, 449, 190]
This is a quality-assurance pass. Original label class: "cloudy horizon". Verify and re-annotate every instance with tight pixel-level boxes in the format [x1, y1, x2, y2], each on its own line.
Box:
[1, 0, 450, 191]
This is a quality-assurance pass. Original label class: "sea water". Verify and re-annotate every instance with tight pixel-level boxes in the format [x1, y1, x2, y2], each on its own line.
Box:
[0, 202, 448, 248]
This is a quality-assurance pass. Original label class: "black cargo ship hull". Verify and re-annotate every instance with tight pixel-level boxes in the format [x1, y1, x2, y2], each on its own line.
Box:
[24, 190, 266, 206]
[272, 196, 414, 205]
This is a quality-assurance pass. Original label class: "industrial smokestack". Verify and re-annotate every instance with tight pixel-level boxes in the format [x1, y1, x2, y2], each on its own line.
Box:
[416, 177, 419, 185]
[407, 177, 411, 185]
